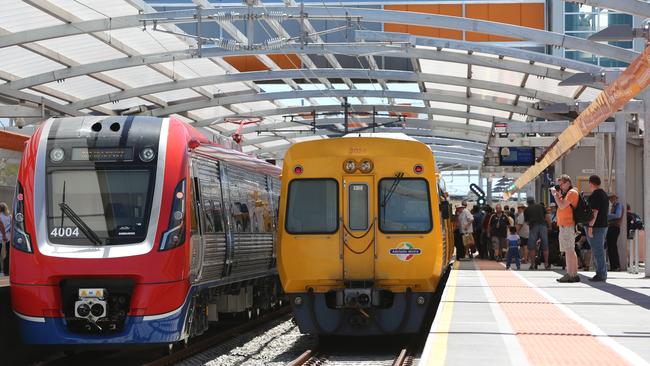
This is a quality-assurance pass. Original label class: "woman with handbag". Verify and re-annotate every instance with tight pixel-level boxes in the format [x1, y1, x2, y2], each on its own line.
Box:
[459, 201, 475, 259]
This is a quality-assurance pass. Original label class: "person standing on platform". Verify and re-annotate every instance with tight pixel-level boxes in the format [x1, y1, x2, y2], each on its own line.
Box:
[516, 203, 529, 263]
[481, 206, 494, 259]
[524, 197, 549, 270]
[585, 175, 609, 281]
[606, 192, 623, 271]
[552, 175, 580, 283]
[488, 204, 508, 261]
[458, 201, 475, 259]
[0, 202, 10, 276]
[505, 226, 521, 270]
[471, 206, 484, 259]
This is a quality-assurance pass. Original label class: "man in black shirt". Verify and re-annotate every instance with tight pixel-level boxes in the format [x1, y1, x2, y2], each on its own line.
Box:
[585, 175, 609, 281]
[524, 197, 549, 270]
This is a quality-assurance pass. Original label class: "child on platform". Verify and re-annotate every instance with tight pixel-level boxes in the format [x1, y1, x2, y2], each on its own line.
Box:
[506, 226, 521, 270]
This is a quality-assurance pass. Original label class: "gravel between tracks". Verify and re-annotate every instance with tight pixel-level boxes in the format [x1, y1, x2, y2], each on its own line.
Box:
[177, 317, 317, 366]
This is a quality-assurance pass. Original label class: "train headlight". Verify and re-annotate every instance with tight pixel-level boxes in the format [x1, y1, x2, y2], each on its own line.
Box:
[160, 179, 186, 251]
[76, 303, 90, 317]
[413, 164, 424, 174]
[11, 182, 32, 253]
[139, 147, 156, 162]
[359, 159, 373, 173]
[90, 303, 106, 318]
[49, 147, 65, 163]
[343, 159, 357, 173]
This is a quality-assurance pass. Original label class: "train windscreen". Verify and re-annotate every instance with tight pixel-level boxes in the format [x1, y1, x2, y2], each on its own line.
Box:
[285, 179, 338, 234]
[47, 169, 153, 245]
[379, 178, 432, 233]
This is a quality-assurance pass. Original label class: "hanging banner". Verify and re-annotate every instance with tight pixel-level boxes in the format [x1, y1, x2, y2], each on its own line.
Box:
[504, 44, 650, 199]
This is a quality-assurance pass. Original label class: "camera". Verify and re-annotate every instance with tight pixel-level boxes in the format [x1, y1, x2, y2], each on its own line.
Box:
[553, 184, 561, 191]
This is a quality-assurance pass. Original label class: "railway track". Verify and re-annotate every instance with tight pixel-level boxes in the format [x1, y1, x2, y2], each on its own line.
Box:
[143, 305, 292, 366]
[288, 343, 415, 366]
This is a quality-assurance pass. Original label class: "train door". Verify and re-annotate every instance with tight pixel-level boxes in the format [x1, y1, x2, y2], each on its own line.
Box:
[342, 176, 375, 281]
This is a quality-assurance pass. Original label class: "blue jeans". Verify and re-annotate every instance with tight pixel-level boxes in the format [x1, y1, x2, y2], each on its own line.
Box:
[587, 227, 608, 278]
[506, 247, 520, 269]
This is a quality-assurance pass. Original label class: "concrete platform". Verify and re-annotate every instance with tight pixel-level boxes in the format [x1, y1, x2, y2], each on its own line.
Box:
[420, 259, 650, 365]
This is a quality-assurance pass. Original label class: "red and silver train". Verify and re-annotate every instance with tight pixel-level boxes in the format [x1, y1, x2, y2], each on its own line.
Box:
[10, 116, 282, 345]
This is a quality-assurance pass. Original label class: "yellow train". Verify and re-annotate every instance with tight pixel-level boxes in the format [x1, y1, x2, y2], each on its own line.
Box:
[277, 134, 454, 335]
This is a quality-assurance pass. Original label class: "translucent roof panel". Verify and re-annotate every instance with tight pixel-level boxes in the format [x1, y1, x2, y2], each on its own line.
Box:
[47, 0, 138, 20]
[102, 66, 172, 88]
[425, 83, 466, 93]
[470, 106, 511, 119]
[231, 101, 278, 114]
[189, 106, 236, 121]
[429, 101, 467, 112]
[420, 59, 467, 78]
[151, 89, 202, 103]
[108, 29, 190, 54]
[469, 120, 494, 128]
[435, 116, 466, 124]
[36, 34, 127, 64]
[44, 75, 120, 100]
[576, 87, 601, 102]
[471, 65, 524, 87]
[0, 2, 62, 32]
[0, 46, 64, 78]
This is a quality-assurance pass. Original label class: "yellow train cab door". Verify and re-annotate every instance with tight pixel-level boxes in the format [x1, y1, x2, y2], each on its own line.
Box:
[342, 176, 375, 281]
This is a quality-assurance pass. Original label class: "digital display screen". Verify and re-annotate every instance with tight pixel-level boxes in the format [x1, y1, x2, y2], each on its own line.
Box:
[71, 147, 134, 162]
[499, 147, 535, 166]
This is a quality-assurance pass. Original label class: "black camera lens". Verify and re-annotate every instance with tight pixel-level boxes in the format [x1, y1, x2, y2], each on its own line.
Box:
[77, 303, 90, 317]
[91, 303, 105, 317]
[554, 184, 561, 190]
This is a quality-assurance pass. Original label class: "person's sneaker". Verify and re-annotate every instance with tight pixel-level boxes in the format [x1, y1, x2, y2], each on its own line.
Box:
[556, 274, 572, 283]
[505, 266, 510, 270]
[589, 275, 606, 282]
[529, 264, 536, 270]
[569, 275, 580, 283]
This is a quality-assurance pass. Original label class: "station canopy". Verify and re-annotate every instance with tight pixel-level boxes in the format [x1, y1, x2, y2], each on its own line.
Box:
[0, 0, 637, 168]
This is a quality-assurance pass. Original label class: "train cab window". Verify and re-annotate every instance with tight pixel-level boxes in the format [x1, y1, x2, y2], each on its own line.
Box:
[379, 178, 432, 233]
[348, 184, 369, 231]
[47, 169, 153, 245]
[286, 179, 338, 234]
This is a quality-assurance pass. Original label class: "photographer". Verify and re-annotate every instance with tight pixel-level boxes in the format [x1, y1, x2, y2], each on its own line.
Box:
[550, 175, 580, 283]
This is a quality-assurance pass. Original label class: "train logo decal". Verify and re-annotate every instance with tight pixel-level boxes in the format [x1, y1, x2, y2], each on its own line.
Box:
[389, 242, 422, 261]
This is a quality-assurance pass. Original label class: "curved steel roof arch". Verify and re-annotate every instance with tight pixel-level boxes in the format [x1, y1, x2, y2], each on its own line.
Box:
[195, 104, 513, 127]
[67, 68, 575, 111]
[148, 89, 563, 121]
[567, 0, 650, 19]
[0, 40, 593, 96]
[0, 6, 632, 61]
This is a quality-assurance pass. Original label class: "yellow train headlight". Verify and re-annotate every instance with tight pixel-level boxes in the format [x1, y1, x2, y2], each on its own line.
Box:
[359, 159, 373, 173]
[343, 159, 357, 173]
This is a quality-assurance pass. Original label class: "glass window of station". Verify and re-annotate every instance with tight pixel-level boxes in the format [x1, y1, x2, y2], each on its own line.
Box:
[564, 3, 633, 67]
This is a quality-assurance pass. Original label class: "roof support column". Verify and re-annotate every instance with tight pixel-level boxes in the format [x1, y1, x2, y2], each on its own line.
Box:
[643, 91, 650, 277]
[615, 112, 628, 270]
[595, 132, 606, 182]
[486, 178, 493, 205]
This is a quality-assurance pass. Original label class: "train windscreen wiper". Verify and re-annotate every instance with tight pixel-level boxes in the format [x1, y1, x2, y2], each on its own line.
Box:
[381, 172, 405, 209]
[58, 202, 103, 246]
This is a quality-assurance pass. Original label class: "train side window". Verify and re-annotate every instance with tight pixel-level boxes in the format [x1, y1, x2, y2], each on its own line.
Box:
[348, 184, 369, 231]
[286, 179, 338, 234]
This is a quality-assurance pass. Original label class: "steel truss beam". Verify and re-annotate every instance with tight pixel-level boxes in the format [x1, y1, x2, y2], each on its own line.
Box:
[0, 7, 634, 61]
[69, 68, 575, 110]
[147, 89, 563, 120]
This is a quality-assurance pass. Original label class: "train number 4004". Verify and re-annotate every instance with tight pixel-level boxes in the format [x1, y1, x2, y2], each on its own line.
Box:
[50, 227, 80, 238]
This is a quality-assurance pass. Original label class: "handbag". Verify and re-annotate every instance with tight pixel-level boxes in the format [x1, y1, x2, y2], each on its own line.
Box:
[462, 233, 475, 247]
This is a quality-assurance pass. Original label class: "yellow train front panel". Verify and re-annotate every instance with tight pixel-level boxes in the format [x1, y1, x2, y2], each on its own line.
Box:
[277, 136, 450, 335]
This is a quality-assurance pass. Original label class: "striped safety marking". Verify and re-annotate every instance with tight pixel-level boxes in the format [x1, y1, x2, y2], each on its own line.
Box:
[477, 260, 634, 366]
